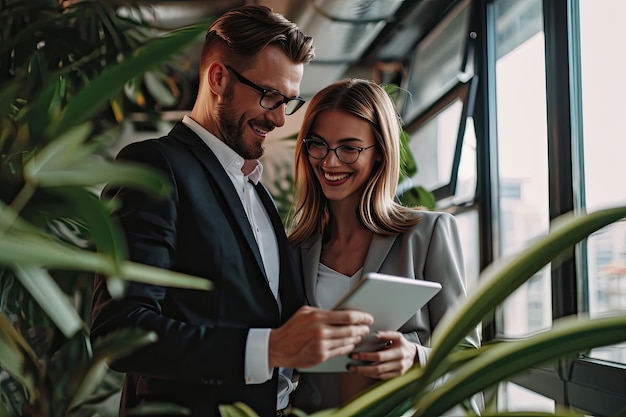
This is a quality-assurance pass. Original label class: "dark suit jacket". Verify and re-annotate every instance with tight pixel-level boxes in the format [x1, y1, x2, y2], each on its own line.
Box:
[90, 122, 303, 417]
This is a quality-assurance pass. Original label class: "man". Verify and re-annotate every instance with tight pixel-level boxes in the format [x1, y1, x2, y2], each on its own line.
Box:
[90, 5, 373, 417]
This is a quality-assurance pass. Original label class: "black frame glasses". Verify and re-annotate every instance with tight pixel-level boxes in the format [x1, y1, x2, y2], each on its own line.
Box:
[303, 138, 377, 164]
[225, 65, 306, 115]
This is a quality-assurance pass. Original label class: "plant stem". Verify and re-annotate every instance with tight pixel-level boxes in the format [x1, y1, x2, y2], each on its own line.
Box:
[0, 182, 37, 236]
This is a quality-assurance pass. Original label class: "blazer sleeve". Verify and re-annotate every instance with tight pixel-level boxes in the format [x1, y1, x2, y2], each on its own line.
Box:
[412, 212, 480, 364]
[90, 139, 249, 383]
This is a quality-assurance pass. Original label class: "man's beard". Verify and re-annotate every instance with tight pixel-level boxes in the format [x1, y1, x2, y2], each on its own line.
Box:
[216, 89, 265, 160]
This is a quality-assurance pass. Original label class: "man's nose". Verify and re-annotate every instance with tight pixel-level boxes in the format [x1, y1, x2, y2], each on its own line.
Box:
[265, 105, 286, 127]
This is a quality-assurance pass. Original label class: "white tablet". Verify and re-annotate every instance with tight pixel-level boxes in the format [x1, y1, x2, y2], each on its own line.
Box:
[298, 272, 442, 373]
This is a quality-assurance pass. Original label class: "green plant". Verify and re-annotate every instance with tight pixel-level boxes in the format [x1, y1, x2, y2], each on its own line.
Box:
[383, 83, 435, 210]
[0, 12, 211, 417]
[0, 0, 190, 161]
[220, 206, 626, 417]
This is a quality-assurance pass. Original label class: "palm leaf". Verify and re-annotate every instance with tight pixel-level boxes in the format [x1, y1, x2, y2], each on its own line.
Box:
[67, 328, 158, 410]
[415, 315, 626, 417]
[12, 264, 83, 338]
[0, 313, 42, 401]
[427, 207, 626, 383]
[53, 21, 208, 136]
[0, 228, 211, 294]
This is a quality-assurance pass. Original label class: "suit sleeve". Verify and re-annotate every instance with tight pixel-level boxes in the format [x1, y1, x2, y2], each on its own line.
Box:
[415, 212, 480, 363]
[90, 140, 248, 383]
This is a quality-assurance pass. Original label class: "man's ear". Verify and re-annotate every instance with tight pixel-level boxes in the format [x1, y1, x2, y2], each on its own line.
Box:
[207, 62, 228, 96]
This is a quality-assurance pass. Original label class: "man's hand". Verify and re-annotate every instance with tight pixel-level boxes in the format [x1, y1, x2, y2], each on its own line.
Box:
[268, 306, 373, 369]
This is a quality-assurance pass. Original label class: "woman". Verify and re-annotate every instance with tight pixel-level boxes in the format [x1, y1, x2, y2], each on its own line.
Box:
[287, 78, 480, 412]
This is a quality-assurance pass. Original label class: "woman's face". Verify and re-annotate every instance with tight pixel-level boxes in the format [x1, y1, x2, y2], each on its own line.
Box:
[305, 109, 380, 205]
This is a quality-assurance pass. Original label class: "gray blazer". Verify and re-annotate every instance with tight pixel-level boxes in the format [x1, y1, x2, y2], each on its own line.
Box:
[290, 210, 481, 412]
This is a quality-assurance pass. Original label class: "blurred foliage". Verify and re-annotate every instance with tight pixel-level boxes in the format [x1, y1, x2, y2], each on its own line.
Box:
[383, 83, 435, 210]
[0, 0, 195, 169]
[0, 1, 210, 415]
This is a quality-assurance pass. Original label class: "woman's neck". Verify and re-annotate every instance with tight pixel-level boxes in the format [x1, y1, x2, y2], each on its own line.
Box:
[323, 199, 373, 276]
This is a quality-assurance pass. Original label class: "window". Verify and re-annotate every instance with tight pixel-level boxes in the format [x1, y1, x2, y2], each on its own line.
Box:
[404, 0, 472, 121]
[526, 275, 547, 332]
[578, 0, 626, 364]
[453, 117, 477, 205]
[493, 0, 551, 337]
[408, 99, 462, 193]
[484, 0, 626, 413]
[498, 382, 555, 413]
[455, 208, 481, 298]
[398, 0, 626, 412]
[406, 79, 477, 202]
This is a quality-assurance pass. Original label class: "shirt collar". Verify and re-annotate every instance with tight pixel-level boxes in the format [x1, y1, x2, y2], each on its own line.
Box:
[182, 115, 263, 185]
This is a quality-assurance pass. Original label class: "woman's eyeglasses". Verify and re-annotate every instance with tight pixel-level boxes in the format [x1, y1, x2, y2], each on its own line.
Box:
[303, 138, 376, 164]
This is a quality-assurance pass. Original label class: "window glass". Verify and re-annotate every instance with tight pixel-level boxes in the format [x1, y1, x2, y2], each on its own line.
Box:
[578, 0, 626, 364]
[454, 208, 481, 340]
[498, 382, 555, 413]
[408, 100, 462, 192]
[404, 0, 471, 120]
[494, 0, 551, 337]
[453, 117, 477, 204]
[455, 208, 480, 297]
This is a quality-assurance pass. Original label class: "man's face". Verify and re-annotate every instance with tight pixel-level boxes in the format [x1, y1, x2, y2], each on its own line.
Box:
[217, 46, 304, 160]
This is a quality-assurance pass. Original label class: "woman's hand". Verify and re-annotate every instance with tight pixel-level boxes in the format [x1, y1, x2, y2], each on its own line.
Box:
[346, 330, 418, 379]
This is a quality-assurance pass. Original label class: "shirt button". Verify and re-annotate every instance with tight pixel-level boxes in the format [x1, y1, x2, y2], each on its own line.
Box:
[201, 378, 224, 386]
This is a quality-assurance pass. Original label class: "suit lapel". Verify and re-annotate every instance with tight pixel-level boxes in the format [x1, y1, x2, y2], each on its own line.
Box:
[299, 235, 323, 307]
[170, 123, 266, 280]
[298, 232, 398, 305]
[253, 182, 304, 317]
[363, 234, 397, 275]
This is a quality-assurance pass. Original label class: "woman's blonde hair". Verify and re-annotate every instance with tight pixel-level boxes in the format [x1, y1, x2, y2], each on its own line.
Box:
[287, 78, 422, 247]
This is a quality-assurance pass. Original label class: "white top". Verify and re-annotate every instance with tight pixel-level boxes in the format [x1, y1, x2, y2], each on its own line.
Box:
[315, 263, 363, 309]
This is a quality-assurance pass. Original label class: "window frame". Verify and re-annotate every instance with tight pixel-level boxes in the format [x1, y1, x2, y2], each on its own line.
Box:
[472, 0, 626, 414]
[404, 0, 626, 413]
[404, 76, 478, 202]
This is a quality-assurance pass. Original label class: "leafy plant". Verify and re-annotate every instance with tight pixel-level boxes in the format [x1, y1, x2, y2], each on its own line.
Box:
[220, 206, 626, 417]
[0, 0, 191, 165]
[0, 8, 211, 416]
[395, 127, 436, 210]
[383, 83, 435, 210]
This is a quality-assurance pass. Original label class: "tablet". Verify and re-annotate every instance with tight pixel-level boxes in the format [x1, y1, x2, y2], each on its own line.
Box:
[298, 272, 442, 373]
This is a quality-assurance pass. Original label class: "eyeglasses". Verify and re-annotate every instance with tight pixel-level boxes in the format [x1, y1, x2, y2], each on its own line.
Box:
[225, 65, 306, 115]
[303, 138, 377, 164]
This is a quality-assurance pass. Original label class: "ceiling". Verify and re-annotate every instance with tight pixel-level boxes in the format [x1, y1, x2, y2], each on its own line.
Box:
[148, 0, 460, 98]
